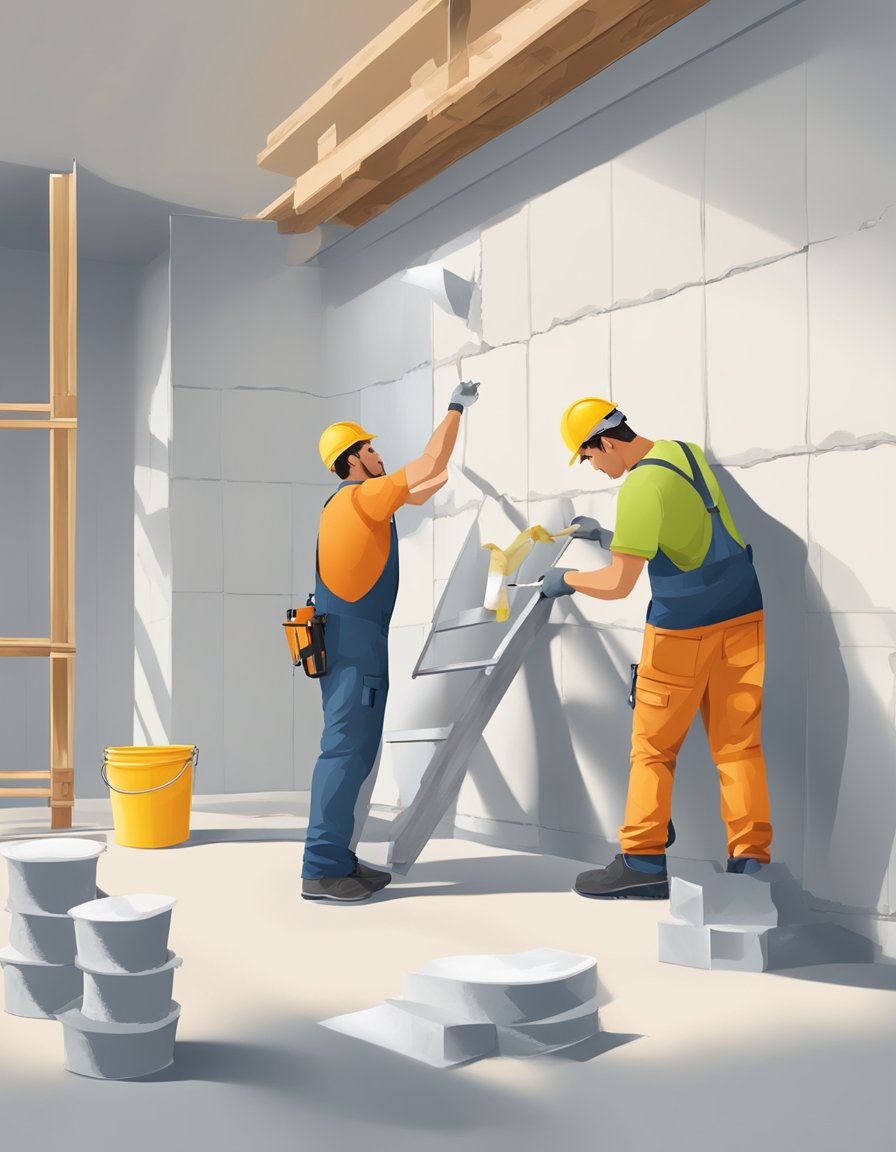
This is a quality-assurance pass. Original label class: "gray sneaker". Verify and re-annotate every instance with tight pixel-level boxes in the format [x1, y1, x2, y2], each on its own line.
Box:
[302, 874, 372, 902]
[354, 861, 392, 891]
[574, 854, 669, 900]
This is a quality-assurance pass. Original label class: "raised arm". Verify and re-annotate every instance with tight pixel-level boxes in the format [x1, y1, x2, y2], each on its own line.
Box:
[404, 381, 479, 490]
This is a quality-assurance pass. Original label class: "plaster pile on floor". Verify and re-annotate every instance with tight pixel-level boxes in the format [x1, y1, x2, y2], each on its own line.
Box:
[658, 864, 779, 972]
[321, 948, 599, 1068]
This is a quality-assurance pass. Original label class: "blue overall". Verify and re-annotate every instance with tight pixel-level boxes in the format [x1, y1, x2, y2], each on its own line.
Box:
[632, 442, 762, 630]
[302, 480, 400, 878]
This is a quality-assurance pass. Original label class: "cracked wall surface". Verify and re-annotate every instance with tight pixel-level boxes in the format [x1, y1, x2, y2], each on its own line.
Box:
[159, 0, 896, 929]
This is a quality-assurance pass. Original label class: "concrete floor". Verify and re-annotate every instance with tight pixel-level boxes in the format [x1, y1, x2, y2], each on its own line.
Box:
[1, 795, 894, 1152]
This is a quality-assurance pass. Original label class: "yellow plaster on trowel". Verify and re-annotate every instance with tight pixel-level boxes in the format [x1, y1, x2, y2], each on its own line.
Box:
[482, 524, 577, 620]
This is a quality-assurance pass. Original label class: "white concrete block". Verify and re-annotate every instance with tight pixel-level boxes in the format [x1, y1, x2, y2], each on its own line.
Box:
[170, 216, 322, 392]
[402, 949, 597, 1026]
[171, 593, 224, 793]
[460, 345, 528, 501]
[321, 1001, 496, 1069]
[611, 288, 705, 450]
[496, 999, 600, 1057]
[659, 920, 712, 969]
[808, 447, 895, 613]
[612, 116, 703, 304]
[170, 480, 223, 593]
[528, 315, 611, 498]
[529, 166, 612, 332]
[430, 236, 482, 362]
[706, 255, 808, 461]
[324, 272, 431, 396]
[729, 455, 809, 547]
[221, 389, 304, 484]
[360, 366, 433, 475]
[392, 507, 434, 629]
[808, 219, 896, 448]
[481, 208, 530, 347]
[172, 388, 221, 480]
[223, 483, 292, 595]
[805, 625, 896, 915]
[807, 0, 896, 240]
[434, 508, 478, 581]
[705, 66, 807, 279]
[669, 872, 778, 928]
[292, 484, 323, 602]
[222, 594, 293, 792]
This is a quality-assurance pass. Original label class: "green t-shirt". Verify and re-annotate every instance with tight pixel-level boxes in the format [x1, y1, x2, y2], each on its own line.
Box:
[610, 441, 744, 572]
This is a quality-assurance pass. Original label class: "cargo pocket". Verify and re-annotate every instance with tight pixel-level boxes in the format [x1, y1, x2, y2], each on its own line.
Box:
[723, 621, 759, 668]
[636, 679, 671, 709]
[361, 675, 385, 708]
[650, 631, 701, 679]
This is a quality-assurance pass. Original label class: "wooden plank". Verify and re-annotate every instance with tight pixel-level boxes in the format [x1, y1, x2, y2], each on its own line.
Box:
[0, 772, 52, 780]
[259, 0, 448, 176]
[0, 789, 53, 798]
[49, 173, 77, 420]
[0, 418, 76, 429]
[271, 0, 709, 232]
[50, 652, 75, 828]
[0, 403, 52, 413]
[337, 0, 711, 228]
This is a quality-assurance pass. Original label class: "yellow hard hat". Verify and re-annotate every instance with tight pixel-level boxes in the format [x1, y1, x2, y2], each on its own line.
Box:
[318, 421, 377, 471]
[560, 397, 619, 465]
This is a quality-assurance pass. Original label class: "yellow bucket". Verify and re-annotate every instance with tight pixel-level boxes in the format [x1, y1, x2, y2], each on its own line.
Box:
[102, 746, 198, 849]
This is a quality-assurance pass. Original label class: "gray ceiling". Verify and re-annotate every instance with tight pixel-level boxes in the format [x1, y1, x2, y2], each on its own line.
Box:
[0, 1, 414, 264]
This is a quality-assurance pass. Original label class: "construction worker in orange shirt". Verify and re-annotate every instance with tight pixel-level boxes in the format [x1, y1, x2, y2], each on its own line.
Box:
[540, 397, 773, 899]
[301, 381, 480, 902]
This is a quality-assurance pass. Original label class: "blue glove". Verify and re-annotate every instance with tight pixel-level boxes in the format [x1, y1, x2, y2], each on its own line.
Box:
[448, 380, 480, 412]
[541, 568, 577, 598]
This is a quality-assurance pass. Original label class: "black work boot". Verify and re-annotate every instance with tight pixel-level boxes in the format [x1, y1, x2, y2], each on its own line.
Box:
[302, 874, 372, 902]
[726, 856, 764, 875]
[353, 861, 392, 891]
[574, 854, 669, 900]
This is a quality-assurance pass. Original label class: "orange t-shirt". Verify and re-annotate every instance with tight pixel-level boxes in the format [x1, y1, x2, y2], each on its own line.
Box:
[317, 469, 410, 603]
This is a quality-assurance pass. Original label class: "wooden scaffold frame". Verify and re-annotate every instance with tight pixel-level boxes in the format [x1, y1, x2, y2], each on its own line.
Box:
[0, 169, 77, 829]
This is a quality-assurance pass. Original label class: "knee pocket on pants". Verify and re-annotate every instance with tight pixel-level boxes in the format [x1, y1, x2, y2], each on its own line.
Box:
[361, 675, 386, 708]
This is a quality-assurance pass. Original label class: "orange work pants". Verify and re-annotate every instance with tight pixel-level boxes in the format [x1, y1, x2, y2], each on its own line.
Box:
[619, 609, 773, 862]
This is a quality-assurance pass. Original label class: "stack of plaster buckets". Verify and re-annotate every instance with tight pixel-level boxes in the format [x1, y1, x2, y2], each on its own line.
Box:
[102, 745, 198, 848]
[0, 838, 182, 1078]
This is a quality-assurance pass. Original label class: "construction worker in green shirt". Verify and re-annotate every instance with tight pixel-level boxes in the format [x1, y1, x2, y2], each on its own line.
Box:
[540, 397, 774, 899]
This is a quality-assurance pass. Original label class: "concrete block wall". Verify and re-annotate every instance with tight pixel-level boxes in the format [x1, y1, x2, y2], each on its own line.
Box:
[309, 0, 896, 922]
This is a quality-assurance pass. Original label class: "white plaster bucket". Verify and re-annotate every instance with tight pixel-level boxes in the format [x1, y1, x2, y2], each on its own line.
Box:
[68, 895, 176, 974]
[0, 946, 82, 1019]
[56, 998, 181, 1079]
[8, 907, 77, 965]
[79, 950, 182, 1024]
[0, 838, 106, 915]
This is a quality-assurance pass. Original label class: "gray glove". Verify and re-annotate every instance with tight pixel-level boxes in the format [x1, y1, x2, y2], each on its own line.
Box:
[541, 567, 577, 598]
[448, 380, 480, 412]
[570, 514, 611, 548]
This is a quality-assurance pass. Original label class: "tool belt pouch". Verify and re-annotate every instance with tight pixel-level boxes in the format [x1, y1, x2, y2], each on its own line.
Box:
[283, 607, 328, 678]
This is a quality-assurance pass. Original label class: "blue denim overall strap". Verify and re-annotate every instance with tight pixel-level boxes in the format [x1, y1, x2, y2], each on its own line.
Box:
[314, 480, 400, 630]
[632, 442, 762, 630]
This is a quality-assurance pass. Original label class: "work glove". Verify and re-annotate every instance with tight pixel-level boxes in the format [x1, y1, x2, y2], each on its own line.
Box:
[570, 515, 612, 548]
[448, 380, 480, 412]
[541, 567, 578, 598]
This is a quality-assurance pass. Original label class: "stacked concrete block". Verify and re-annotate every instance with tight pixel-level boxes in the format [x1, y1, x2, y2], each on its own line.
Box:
[658, 865, 778, 973]
[322, 948, 599, 1068]
[58, 895, 181, 1079]
[0, 839, 106, 1019]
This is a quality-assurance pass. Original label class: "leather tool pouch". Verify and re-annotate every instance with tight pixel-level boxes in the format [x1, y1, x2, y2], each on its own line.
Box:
[284, 606, 328, 678]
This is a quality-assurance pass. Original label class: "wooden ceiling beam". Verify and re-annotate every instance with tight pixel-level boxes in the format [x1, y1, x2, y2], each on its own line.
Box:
[257, 0, 712, 234]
